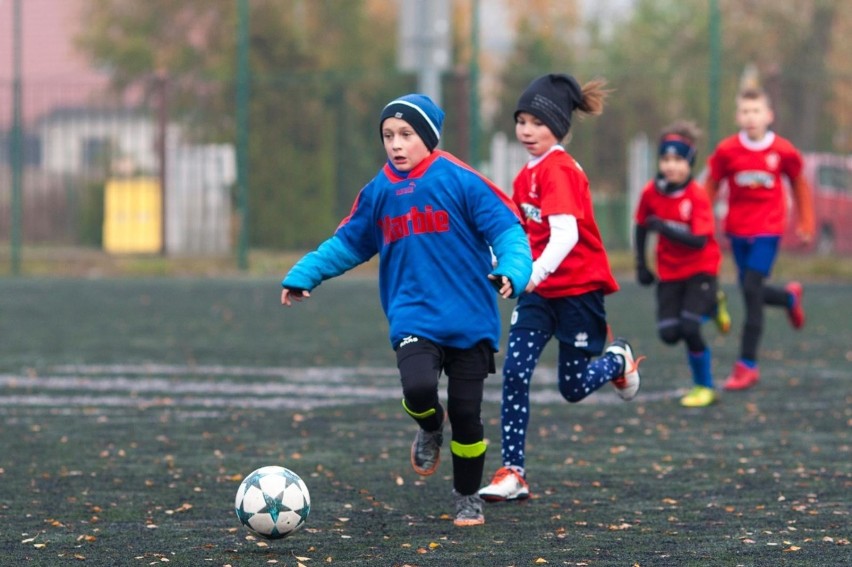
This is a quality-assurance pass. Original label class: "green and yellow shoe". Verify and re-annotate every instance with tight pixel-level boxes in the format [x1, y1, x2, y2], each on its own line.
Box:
[714, 290, 731, 335]
[680, 386, 716, 408]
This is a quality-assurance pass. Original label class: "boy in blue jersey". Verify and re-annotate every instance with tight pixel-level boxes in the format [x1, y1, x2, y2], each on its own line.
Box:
[280, 94, 532, 527]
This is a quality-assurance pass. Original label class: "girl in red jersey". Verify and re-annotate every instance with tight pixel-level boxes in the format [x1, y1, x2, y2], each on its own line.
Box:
[704, 88, 814, 391]
[635, 121, 728, 408]
[478, 74, 643, 503]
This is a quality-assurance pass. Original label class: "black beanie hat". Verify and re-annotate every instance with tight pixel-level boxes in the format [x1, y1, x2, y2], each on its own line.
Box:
[379, 94, 444, 152]
[515, 74, 583, 140]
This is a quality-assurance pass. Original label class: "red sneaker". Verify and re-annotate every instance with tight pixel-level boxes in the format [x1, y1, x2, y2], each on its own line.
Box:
[785, 282, 805, 329]
[723, 361, 760, 391]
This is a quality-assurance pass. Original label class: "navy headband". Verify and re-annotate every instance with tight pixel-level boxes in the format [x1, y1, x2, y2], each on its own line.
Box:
[659, 134, 697, 165]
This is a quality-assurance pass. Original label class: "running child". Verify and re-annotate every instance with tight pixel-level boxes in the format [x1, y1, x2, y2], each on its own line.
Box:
[478, 73, 643, 503]
[280, 94, 532, 526]
[704, 87, 814, 391]
[634, 120, 729, 408]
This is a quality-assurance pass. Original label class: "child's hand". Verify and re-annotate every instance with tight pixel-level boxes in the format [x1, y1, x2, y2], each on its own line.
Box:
[488, 274, 513, 299]
[795, 225, 814, 245]
[281, 287, 311, 306]
[636, 265, 656, 286]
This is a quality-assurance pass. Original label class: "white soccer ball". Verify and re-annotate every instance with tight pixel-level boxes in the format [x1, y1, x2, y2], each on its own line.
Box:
[234, 466, 311, 539]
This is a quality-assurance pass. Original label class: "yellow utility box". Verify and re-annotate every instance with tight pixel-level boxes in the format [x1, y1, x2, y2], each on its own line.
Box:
[102, 177, 162, 253]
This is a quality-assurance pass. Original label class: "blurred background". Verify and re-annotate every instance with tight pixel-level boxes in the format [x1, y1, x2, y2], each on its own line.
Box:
[1, 0, 851, 275]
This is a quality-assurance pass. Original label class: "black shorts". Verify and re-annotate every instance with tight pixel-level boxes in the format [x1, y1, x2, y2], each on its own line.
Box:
[395, 336, 496, 381]
[656, 274, 718, 321]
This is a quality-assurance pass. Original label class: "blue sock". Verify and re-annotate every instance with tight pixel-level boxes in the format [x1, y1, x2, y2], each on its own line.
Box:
[688, 349, 713, 388]
[739, 358, 757, 369]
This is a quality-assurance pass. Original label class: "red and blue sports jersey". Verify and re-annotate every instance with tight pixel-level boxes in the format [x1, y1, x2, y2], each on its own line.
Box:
[512, 147, 619, 298]
[334, 150, 526, 350]
[707, 131, 803, 237]
[635, 179, 721, 282]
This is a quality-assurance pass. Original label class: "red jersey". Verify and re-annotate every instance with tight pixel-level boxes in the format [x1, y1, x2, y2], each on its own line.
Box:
[512, 147, 619, 298]
[707, 131, 803, 237]
[635, 179, 721, 282]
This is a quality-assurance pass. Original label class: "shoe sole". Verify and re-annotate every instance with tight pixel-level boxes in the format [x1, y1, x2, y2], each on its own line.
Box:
[680, 397, 717, 407]
[454, 517, 485, 527]
[722, 378, 759, 391]
[410, 447, 440, 476]
[480, 493, 530, 503]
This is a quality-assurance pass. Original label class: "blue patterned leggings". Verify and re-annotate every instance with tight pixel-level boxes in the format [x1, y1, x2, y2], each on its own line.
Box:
[500, 328, 623, 470]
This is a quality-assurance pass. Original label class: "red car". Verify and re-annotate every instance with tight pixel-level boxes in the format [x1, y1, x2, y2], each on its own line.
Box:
[789, 152, 852, 254]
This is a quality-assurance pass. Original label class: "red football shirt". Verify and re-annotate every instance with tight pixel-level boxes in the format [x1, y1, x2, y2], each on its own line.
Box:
[635, 179, 721, 281]
[707, 131, 803, 237]
[512, 147, 619, 298]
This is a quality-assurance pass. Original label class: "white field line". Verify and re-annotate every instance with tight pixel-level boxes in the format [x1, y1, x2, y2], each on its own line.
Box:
[0, 366, 682, 411]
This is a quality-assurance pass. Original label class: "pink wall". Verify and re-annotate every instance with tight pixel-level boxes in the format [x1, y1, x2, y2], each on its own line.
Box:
[0, 0, 108, 127]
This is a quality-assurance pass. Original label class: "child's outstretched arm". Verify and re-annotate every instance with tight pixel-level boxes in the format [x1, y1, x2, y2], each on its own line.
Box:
[644, 215, 708, 249]
[280, 236, 365, 306]
[489, 223, 533, 299]
[791, 174, 815, 243]
[704, 176, 719, 204]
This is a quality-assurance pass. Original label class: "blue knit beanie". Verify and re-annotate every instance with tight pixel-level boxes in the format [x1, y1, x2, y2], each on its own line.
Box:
[380, 94, 444, 151]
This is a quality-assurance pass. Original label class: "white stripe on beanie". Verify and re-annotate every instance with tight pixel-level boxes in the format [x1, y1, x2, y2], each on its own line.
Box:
[383, 99, 441, 141]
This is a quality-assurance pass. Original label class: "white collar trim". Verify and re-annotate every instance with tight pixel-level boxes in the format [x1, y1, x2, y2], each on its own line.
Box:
[738, 130, 775, 151]
[527, 144, 565, 168]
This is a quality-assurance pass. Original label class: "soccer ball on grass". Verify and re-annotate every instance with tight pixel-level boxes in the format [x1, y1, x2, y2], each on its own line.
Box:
[234, 466, 311, 539]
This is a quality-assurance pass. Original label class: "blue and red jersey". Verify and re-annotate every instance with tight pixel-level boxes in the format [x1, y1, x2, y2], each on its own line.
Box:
[328, 150, 527, 350]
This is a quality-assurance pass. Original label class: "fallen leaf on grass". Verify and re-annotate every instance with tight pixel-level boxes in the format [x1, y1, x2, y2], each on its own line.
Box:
[535, 558, 548, 564]
[784, 546, 801, 552]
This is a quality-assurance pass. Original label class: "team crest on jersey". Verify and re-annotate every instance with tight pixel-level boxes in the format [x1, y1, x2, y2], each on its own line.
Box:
[765, 152, 780, 170]
[529, 173, 539, 199]
[574, 332, 589, 348]
[678, 199, 693, 220]
[520, 203, 542, 223]
[396, 182, 416, 196]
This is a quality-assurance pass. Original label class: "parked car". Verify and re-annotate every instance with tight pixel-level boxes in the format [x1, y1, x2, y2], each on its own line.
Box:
[788, 152, 852, 255]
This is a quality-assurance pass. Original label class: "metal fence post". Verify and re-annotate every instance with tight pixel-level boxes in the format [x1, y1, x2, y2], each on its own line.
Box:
[236, 0, 250, 270]
[10, 0, 23, 275]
